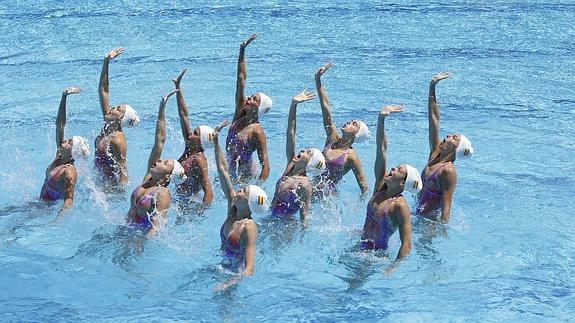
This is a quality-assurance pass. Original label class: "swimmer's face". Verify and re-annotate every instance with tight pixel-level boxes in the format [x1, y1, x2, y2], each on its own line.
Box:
[57, 138, 73, 161]
[244, 93, 261, 112]
[234, 186, 250, 209]
[187, 127, 202, 148]
[150, 159, 175, 179]
[386, 165, 408, 184]
[341, 120, 360, 136]
[440, 134, 460, 153]
[292, 148, 313, 170]
[104, 104, 127, 124]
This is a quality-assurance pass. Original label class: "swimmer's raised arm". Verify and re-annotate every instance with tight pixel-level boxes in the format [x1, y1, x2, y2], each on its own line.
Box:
[172, 69, 193, 141]
[146, 90, 178, 176]
[286, 89, 317, 165]
[56, 87, 81, 146]
[374, 105, 403, 191]
[98, 47, 124, 118]
[234, 34, 257, 122]
[213, 120, 234, 203]
[427, 72, 452, 160]
[315, 63, 339, 145]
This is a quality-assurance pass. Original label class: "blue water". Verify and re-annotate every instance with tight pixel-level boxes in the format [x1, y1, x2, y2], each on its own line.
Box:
[1, 1, 574, 321]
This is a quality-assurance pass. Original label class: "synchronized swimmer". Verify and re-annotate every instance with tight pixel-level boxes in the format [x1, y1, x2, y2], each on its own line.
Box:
[39, 35, 474, 280]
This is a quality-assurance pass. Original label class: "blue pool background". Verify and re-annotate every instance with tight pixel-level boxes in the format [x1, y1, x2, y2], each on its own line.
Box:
[1, 1, 574, 321]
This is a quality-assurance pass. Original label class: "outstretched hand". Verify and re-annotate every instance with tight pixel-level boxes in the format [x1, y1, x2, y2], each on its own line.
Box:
[431, 72, 452, 84]
[213, 120, 230, 143]
[172, 69, 187, 87]
[379, 104, 404, 117]
[106, 47, 125, 59]
[64, 87, 81, 95]
[160, 89, 179, 107]
[240, 34, 257, 49]
[315, 62, 333, 79]
[292, 89, 316, 104]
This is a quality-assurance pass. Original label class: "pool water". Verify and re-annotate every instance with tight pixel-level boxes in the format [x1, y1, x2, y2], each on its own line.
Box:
[1, 1, 574, 321]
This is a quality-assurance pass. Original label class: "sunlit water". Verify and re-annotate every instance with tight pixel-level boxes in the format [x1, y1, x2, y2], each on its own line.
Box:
[1, 1, 574, 321]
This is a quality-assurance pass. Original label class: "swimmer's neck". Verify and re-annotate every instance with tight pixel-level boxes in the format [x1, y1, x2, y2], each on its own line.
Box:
[380, 181, 403, 198]
[244, 109, 259, 124]
[232, 204, 251, 220]
[184, 144, 203, 156]
[101, 122, 122, 135]
[52, 156, 74, 167]
[285, 164, 306, 177]
[143, 176, 168, 188]
[333, 134, 354, 150]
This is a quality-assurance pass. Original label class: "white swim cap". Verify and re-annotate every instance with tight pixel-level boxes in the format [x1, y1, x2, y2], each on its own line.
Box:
[306, 148, 326, 177]
[71, 136, 90, 159]
[247, 184, 269, 214]
[121, 104, 140, 128]
[198, 125, 215, 148]
[456, 134, 474, 159]
[403, 164, 423, 194]
[170, 160, 188, 185]
[354, 120, 371, 143]
[256, 92, 273, 117]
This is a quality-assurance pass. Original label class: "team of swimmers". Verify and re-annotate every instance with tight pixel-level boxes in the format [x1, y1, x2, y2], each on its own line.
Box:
[40, 35, 474, 278]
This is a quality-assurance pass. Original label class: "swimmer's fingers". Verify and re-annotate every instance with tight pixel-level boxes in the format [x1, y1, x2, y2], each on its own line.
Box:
[106, 47, 125, 59]
[292, 88, 317, 103]
[214, 120, 230, 136]
[241, 34, 257, 48]
[64, 87, 82, 95]
[431, 72, 452, 83]
[172, 68, 187, 86]
[315, 62, 333, 78]
[379, 104, 404, 116]
[160, 89, 179, 106]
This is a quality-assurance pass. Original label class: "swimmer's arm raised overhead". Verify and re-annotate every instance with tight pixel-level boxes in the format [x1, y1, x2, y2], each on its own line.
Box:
[427, 72, 452, 160]
[213, 120, 234, 204]
[374, 105, 403, 191]
[315, 63, 339, 145]
[234, 34, 257, 122]
[172, 69, 193, 141]
[254, 127, 270, 181]
[145, 188, 170, 239]
[145, 90, 178, 180]
[98, 47, 124, 118]
[197, 154, 214, 204]
[439, 164, 457, 223]
[56, 87, 81, 146]
[286, 89, 317, 166]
